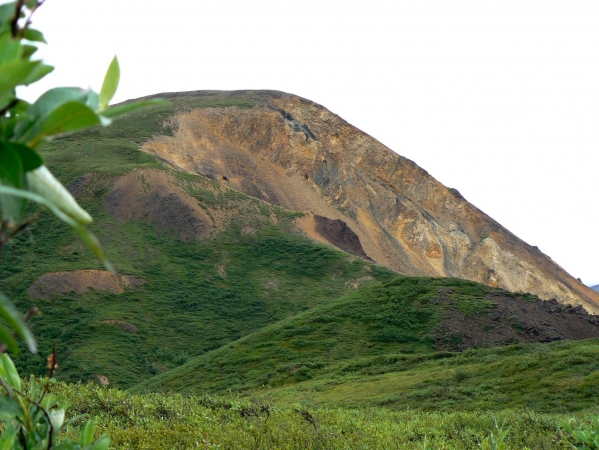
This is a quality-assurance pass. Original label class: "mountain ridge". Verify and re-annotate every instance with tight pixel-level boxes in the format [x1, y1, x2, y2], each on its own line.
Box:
[135, 90, 598, 312]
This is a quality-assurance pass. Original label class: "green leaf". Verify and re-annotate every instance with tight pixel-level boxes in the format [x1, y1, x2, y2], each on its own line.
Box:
[0, 142, 22, 187]
[87, 436, 110, 450]
[0, 89, 13, 112]
[23, 27, 46, 43]
[0, 142, 26, 224]
[8, 142, 42, 172]
[0, 3, 16, 27]
[99, 56, 119, 110]
[26, 165, 92, 224]
[0, 397, 21, 417]
[85, 89, 100, 112]
[0, 186, 112, 271]
[33, 102, 101, 145]
[0, 422, 17, 450]
[20, 62, 53, 86]
[0, 291, 36, 353]
[0, 354, 21, 390]
[101, 98, 168, 118]
[0, 323, 18, 355]
[0, 32, 21, 65]
[80, 419, 95, 447]
[21, 43, 37, 58]
[29, 87, 88, 119]
[0, 60, 40, 94]
[53, 441, 78, 450]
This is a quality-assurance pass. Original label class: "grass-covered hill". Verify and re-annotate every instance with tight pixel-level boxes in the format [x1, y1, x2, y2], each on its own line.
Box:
[134, 277, 599, 414]
[0, 97, 397, 387]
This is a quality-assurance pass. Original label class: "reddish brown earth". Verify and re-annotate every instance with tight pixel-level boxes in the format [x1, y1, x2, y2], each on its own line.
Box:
[435, 288, 599, 351]
[135, 90, 599, 313]
[28, 270, 146, 300]
[313, 214, 371, 260]
[104, 170, 214, 241]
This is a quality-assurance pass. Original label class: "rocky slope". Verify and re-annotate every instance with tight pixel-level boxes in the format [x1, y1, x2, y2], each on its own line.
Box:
[138, 90, 599, 313]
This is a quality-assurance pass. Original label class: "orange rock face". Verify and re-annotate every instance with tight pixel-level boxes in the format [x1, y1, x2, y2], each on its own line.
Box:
[141, 90, 599, 313]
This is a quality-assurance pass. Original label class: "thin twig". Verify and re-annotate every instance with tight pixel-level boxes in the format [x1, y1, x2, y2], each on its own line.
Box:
[41, 344, 57, 399]
[0, 209, 43, 255]
[8, 210, 43, 239]
[10, 0, 25, 38]
[24, 306, 41, 322]
[20, 0, 46, 38]
[0, 378, 13, 398]
[0, 98, 18, 117]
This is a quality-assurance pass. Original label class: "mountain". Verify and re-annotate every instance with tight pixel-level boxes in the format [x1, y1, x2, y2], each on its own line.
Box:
[2, 90, 597, 389]
[592, 285, 599, 293]
[137, 90, 599, 312]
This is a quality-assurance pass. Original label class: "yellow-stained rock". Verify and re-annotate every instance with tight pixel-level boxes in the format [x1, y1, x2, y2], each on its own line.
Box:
[139, 91, 599, 313]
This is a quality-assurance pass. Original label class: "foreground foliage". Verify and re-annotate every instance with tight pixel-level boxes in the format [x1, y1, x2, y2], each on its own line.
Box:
[48, 382, 597, 449]
[0, 1, 162, 447]
[0, 354, 108, 449]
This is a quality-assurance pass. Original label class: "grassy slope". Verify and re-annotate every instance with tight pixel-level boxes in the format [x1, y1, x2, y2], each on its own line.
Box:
[132, 277, 478, 393]
[134, 277, 599, 413]
[0, 99, 396, 387]
[271, 338, 599, 413]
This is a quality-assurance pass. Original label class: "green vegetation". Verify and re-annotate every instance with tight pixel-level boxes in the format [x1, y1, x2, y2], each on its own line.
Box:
[134, 277, 489, 394]
[3, 210, 393, 386]
[0, 0, 165, 446]
[132, 273, 599, 414]
[1, 111, 397, 386]
[269, 338, 599, 413]
[48, 382, 592, 449]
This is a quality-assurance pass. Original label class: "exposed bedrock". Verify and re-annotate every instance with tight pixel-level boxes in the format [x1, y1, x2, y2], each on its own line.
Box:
[140, 90, 599, 313]
[313, 215, 372, 260]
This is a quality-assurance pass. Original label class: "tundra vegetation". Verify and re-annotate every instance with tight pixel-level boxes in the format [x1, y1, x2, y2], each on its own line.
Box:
[1, 1, 599, 449]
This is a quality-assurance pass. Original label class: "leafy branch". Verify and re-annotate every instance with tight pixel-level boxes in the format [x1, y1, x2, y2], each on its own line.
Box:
[0, 1, 166, 448]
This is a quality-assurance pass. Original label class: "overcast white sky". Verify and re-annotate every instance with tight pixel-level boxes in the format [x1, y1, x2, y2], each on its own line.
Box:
[16, 1, 599, 285]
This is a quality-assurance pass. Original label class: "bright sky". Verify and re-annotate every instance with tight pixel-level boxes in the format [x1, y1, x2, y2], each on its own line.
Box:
[15, 1, 599, 286]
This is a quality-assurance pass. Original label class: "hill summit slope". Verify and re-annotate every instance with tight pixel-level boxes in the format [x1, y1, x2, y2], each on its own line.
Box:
[138, 90, 599, 312]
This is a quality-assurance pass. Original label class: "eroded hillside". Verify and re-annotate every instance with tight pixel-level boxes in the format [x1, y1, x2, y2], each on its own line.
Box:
[138, 90, 599, 312]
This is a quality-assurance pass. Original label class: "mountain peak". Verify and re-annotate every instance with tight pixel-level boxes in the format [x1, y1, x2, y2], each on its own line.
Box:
[134, 90, 599, 312]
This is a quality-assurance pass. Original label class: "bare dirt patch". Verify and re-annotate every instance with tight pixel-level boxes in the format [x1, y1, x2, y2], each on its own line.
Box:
[314, 215, 372, 260]
[28, 270, 146, 300]
[105, 169, 214, 241]
[435, 289, 599, 351]
[296, 213, 372, 260]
